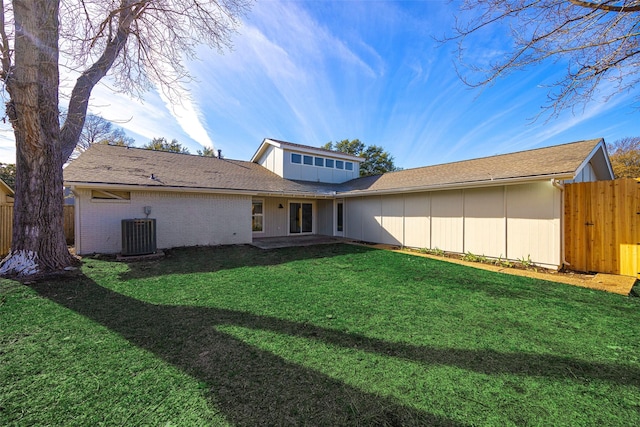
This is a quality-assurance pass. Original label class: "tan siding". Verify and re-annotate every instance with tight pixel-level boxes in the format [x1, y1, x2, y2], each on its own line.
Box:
[431, 190, 464, 252]
[317, 199, 334, 236]
[380, 194, 403, 245]
[506, 182, 561, 267]
[260, 197, 289, 237]
[361, 196, 383, 243]
[403, 193, 430, 248]
[463, 187, 506, 257]
[345, 198, 364, 240]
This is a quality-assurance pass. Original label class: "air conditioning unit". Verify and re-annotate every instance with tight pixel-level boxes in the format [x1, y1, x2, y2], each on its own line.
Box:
[121, 219, 157, 256]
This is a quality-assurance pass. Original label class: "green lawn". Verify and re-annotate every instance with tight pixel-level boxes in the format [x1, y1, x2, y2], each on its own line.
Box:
[1, 244, 639, 426]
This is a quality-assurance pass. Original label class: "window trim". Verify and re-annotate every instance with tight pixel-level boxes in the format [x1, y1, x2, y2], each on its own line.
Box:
[252, 199, 265, 233]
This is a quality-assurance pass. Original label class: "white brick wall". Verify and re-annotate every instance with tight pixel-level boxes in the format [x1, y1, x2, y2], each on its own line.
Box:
[75, 189, 252, 254]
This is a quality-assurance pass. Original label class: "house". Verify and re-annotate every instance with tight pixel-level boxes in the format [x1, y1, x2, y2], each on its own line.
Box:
[0, 178, 14, 205]
[63, 137, 613, 268]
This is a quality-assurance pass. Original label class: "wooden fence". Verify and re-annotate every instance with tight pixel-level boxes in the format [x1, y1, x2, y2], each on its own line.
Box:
[0, 205, 74, 257]
[564, 178, 639, 277]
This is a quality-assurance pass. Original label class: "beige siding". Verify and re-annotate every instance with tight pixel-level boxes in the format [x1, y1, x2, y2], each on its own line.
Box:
[345, 198, 364, 240]
[317, 199, 334, 236]
[463, 187, 506, 257]
[403, 193, 430, 248]
[431, 190, 464, 253]
[259, 197, 289, 237]
[75, 189, 251, 255]
[380, 194, 403, 245]
[361, 196, 383, 243]
[506, 182, 561, 267]
[344, 182, 562, 268]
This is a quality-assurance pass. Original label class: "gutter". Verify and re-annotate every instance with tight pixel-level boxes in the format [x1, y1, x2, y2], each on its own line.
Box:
[337, 173, 575, 198]
[551, 179, 569, 269]
[64, 182, 335, 199]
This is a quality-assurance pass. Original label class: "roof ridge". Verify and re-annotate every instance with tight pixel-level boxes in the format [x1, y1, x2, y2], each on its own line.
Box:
[89, 143, 246, 162]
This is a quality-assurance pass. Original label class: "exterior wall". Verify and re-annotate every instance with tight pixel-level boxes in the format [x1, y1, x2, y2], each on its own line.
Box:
[505, 182, 561, 267]
[431, 191, 464, 253]
[568, 162, 597, 183]
[317, 199, 334, 236]
[464, 187, 506, 257]
[403, 193, 430, 248]
[256, 197, 289, 238]
[282, 149, 360, 183]
[255, 197, 333, 237]
[75, 189, 251, 255]
[256, 145, 284, 177]
[343, 181, 562, 268]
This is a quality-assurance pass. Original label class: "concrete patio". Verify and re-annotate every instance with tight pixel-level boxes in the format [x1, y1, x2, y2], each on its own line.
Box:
[251, 235, 346, 249]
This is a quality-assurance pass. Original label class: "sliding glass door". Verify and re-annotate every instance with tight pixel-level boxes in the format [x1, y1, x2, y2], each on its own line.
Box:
[289, 202, 313, 234]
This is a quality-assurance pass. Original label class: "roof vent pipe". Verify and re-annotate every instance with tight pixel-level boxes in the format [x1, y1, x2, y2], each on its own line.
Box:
[217, 149, 222, 159]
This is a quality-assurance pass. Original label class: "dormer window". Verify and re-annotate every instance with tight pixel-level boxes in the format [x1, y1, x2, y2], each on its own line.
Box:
[336, 160, 344, 170]
[315, 157, 324, 167]
[346, 162, 353, 171]
[291, 153, 302, 164]
[325, 159, 334, 168]
[303, 155, 313, 165]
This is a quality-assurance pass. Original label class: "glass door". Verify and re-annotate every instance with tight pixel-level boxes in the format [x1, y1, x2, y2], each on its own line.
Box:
[289, 202, 313, 234]
[335, 200, 344, 236]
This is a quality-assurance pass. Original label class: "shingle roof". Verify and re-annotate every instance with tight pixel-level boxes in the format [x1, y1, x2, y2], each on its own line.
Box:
[337, 138, 605, 194]
[64, 145, 337, 196]
[64, 138, 606, 197]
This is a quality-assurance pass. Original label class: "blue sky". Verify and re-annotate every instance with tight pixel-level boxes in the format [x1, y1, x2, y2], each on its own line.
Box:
[0, 0, 638, 168]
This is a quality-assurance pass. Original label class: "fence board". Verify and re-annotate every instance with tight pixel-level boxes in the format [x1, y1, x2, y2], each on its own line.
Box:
[564, 179, 640, 277]
[0, 205, 74, 257]
[0, 205, 11, 257]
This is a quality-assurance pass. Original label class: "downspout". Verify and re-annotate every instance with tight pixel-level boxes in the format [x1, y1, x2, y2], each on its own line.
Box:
[551, 179, 568, 269]
[70, 186, 81, 255]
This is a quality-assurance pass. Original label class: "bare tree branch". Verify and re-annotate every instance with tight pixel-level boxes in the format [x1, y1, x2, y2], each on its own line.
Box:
[448, 0, 640, 115]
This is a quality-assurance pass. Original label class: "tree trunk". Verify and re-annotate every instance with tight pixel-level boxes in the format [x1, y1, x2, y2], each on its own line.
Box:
[0, 0, 74, 277]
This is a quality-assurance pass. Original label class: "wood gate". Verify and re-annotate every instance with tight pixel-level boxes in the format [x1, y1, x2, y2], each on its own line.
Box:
[564, 178, 640, 277]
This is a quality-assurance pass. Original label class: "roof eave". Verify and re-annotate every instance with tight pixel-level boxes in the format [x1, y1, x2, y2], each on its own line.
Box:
[337, 173, 576, 197]
[65, 181, 336, 199]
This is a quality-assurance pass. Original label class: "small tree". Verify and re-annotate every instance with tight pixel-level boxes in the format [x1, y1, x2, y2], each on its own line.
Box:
[73, 114, 135, 157]
[323, 139, 398, 177]
[143, 137, 190, 154]
[608, 137, 640, 179]
[197, 146, 216, 157]
[0, 163, 16, 189]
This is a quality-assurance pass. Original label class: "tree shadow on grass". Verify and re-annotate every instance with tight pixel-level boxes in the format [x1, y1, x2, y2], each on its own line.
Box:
[32, 276, 464, 427]
[116, 243, 372, 280]
[31, 273, 640, 426]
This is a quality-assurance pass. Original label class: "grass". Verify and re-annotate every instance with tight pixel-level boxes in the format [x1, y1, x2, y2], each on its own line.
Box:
[1, 243, 639, 426]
